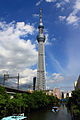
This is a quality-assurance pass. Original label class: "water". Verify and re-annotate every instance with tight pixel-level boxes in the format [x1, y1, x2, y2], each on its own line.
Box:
[28, 105, 72, 120]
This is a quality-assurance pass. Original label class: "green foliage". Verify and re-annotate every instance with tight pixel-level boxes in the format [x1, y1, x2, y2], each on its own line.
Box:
[48, 95, 59, 106]
[0, 86, 10, 118]
[0, 87, 60, 118]
[30, 91, 49, 108]
[0, 86, 6, 94]
[67, 89, 80, 118]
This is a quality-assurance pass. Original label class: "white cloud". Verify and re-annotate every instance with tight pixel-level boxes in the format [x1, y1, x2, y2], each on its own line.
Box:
[66, 14, 79, 25]
[45, 33, 52, 45]
[45, 0, 70, 4]
[45, 32, 56, 45]
[44, 0, 70, 12]
[57, 0, 80, 26]
[66, 0, 80, 25]
[52, 73, 64, 80]
[74, 0, 80, 11]
[0, 21, 38, 85]
[57, 0, 70, 8]
[48, 73, 64, 83]
[19, 69, 37, 84]
[45, 0, 56, 2]
[59, 16, 66, 21]
[51, 37, 56, 41]
[33, 14, 39, 17]
[56, 3, 62, 8]
[36, 0, 43, 6]
[64, 0, 70, 3]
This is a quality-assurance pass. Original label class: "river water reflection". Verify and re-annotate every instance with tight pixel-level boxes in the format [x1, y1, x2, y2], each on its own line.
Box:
[28, 105, 71, 120]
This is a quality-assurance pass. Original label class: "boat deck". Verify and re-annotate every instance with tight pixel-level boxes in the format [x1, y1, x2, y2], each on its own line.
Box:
[1, 115, 27, 120]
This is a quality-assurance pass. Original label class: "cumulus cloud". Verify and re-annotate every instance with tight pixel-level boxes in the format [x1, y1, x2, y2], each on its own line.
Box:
[47, 73, 74, 91]
[57, 0, 80, 26]
[20, 69, 37, 84]
[74, 0, 80, 11]
[66, 14, 79, 25]
[66, 0, 80, 25]
[0, 21, 38, 86]
[48, 73, 64, 83]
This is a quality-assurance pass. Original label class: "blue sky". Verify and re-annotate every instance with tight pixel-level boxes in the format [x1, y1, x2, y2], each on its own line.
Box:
[0, 0, 80, 92]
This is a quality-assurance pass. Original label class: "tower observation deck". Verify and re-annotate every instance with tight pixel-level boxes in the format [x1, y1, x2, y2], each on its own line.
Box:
[37, 9, 46, 90]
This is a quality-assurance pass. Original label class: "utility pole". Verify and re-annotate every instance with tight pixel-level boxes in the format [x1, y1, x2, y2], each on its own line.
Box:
[3, 73, 20, 89]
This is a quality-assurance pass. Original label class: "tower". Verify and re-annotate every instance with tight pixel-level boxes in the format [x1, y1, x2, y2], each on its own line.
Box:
[37, 8, 46, 90]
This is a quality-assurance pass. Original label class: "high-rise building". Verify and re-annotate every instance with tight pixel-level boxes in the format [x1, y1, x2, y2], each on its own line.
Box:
[36, 9, 46, 90]
[33, 77, 36, 91]
[75, 75, 80, 90]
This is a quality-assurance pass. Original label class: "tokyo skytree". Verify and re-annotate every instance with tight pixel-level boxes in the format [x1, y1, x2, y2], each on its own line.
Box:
[36, 9, 46, 90]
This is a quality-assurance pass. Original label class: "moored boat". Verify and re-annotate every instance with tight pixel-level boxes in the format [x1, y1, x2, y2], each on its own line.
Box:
[52, 106, 59, 112]
[1, 113, 27, 120]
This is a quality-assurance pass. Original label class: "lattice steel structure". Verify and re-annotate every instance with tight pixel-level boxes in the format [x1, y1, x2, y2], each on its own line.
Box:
[37, 9, 46, 90]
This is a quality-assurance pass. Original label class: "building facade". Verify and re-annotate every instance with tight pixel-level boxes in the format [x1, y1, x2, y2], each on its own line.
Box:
[36, 9, 46, 90]
[75, 75, 80, 90]
[53, 88, 62, 99]
[46, 88, 62, 99]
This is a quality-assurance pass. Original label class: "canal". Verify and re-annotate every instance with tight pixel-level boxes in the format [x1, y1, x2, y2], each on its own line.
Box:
[28, 105, 72, 120]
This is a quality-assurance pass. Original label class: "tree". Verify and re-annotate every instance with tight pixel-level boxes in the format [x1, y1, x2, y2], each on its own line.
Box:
[67, 89, 80, 119]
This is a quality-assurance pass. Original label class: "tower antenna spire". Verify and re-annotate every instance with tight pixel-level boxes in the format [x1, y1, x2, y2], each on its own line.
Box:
[39, 8, 43, 26]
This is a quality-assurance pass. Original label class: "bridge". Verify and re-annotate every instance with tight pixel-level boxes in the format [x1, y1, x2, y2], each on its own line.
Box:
[0, 84, 32, 94]
[0, 73, 33, 94]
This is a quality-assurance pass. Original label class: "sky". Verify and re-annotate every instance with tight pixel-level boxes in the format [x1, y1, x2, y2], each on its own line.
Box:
[0, 0, 80, 92]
